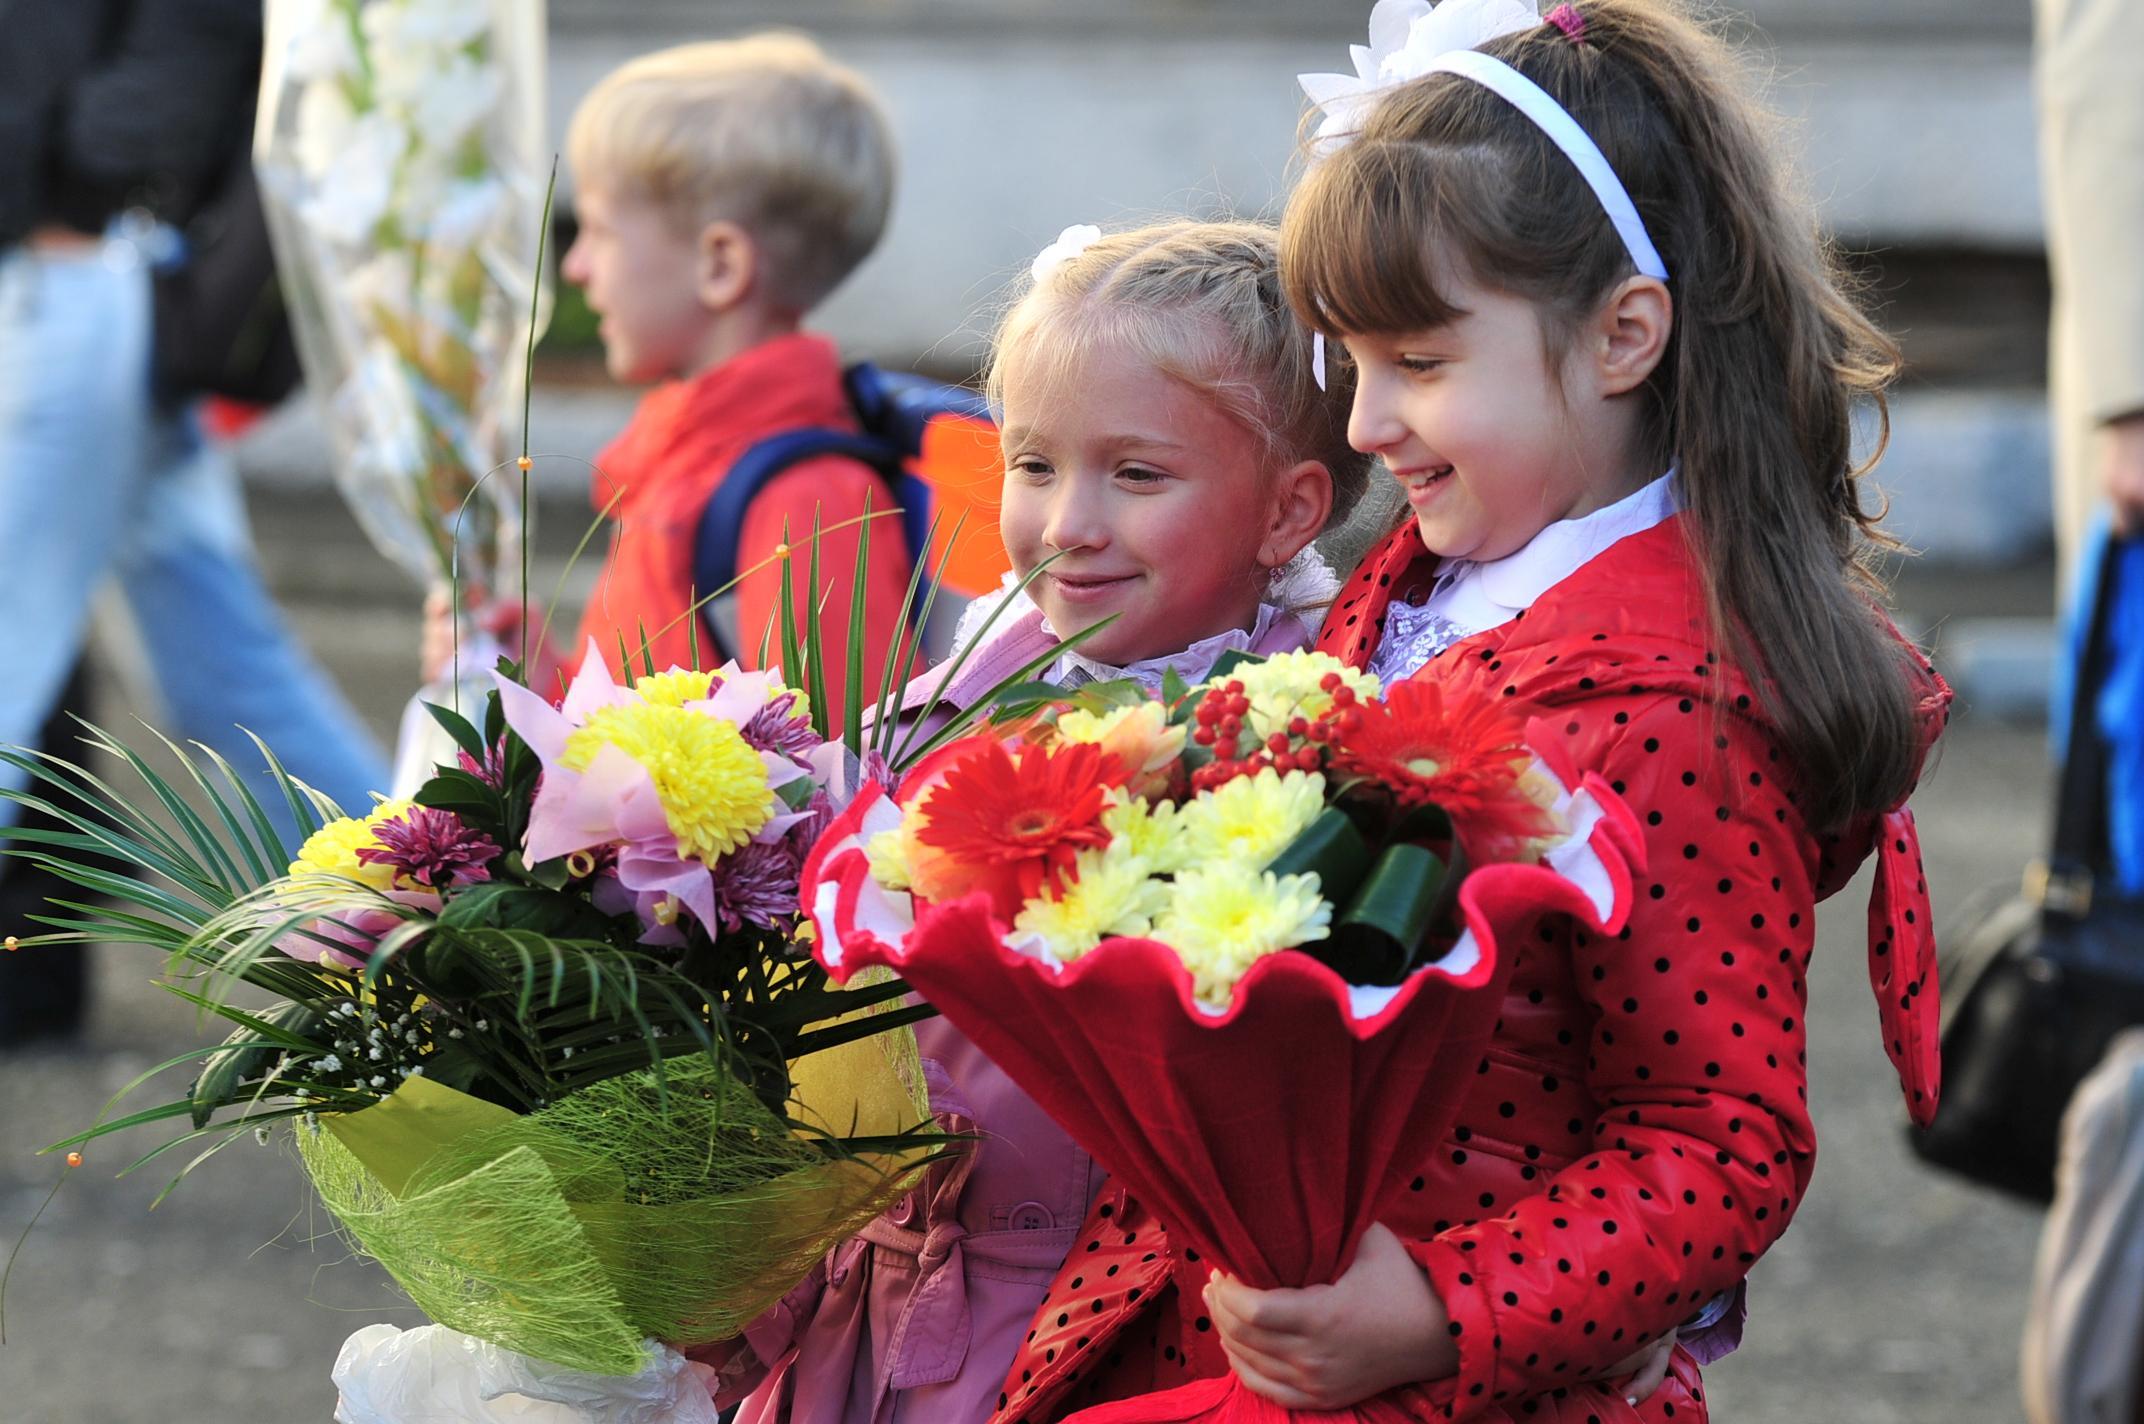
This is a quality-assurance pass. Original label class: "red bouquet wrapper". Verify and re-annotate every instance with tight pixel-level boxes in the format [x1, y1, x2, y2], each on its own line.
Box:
[803, 737, 1643, 1423]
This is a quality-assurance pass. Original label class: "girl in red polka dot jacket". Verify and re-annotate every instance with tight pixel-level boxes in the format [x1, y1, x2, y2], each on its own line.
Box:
[993, 3, 1952, 1421]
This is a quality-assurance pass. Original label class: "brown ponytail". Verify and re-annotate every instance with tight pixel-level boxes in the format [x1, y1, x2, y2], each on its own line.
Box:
[1281, 0, 1922, 831]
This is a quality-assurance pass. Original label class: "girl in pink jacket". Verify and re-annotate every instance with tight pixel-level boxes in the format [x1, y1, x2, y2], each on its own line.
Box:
[695, 218, 1372, 1423]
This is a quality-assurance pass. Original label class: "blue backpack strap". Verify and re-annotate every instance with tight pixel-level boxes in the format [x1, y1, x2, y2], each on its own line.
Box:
[692, 362, 987, 663]
[844, 362, 992, 575]
[690, 427, 903, 663]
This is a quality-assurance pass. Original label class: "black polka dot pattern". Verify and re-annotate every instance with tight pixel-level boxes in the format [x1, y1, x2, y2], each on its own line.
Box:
[994, 518, 1950, 1423]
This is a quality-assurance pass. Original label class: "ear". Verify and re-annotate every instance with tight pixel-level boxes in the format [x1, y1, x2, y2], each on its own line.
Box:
[1259, 459, 1335, 570]
[696, 218, 758, 312]
[1586, 275, 1672, 397]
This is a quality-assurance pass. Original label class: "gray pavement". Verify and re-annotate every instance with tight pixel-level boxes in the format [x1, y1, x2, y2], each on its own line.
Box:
[0, 486, 2055, 1422]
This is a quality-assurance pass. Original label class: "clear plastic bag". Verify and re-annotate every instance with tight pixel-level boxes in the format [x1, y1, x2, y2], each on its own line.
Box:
[255, 0, 550, 595]
[332, 1323, 723, 1424]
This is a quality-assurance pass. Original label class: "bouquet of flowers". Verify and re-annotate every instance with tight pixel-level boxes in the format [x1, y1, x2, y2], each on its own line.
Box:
[0, 649, 944, 1417]
[804, 651, 1644, 1423]
[254, 0, 551, 788]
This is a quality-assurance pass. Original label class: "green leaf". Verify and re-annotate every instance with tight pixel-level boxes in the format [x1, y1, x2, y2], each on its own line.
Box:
[844, 488, 872, 756]
[434, 882, 618, 942]
[411, 768, 501, 816]
[192, 741, 299, 867]
[139, 726, 277, 887]
[189, 1002, 324, 1128]
[803, 511, 833, 741]
[521, 854, 572, 891]
[424, 701, 488, 762]
[241, 729, 335, 843]
[1314, 842, 1466, 986]
[1266, 807, 1373, 907]
[1160, 666, 1191, 707]
[873, 509, 946, 761]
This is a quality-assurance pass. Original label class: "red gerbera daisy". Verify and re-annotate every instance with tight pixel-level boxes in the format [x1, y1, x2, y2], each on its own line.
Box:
[1329, 679, 1553, 860]
[914, 738, 1125, 921]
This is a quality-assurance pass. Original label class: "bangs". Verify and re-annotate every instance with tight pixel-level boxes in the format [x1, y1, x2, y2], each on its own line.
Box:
[1280, 138, 1483, 338]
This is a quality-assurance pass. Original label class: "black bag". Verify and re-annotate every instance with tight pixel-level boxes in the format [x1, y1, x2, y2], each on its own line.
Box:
[1907, 536, 2144, 1200]
[149, 151, 299, 407]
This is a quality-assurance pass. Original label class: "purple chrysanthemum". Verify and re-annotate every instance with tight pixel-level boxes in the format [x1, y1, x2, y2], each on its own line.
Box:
[357, 806, 501, 890]
[739, 693, 823, 760]
[457, 739, 510, 788]
[708, 838, 802, 932]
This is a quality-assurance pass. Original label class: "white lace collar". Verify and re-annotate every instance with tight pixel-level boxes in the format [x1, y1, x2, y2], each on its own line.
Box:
[1053, 606, 1280, 691]
[950, 545, 1341, 692]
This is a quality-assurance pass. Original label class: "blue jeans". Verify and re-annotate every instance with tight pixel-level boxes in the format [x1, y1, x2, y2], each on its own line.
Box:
[0, 237, 385, 849]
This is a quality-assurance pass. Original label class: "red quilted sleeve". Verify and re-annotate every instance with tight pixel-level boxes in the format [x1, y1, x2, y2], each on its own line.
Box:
[1410, 694, 1819, 1417]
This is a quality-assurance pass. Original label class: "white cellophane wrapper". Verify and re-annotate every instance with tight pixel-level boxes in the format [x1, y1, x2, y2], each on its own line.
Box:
[255, 0, 550, 595]
[332, 1323, 722, 1424]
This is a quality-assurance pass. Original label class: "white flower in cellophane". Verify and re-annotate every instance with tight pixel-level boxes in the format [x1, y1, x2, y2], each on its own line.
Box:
[394, 145, 459, 223]
[1299, 0, 1542, 150]
[301, 112, 406, 246]
[412, 53, 505, 148]
[360, 0, 493, 53]
[281, 0, 362, 81]
[295, 80, 359, 178]
[426, 178, 507, 247]
[343, 250, 418, 326]
[340, 352, 428, 475]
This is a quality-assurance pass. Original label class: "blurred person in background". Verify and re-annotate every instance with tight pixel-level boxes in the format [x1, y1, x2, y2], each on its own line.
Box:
[2039, 0, 2144, 568]
[0, 0, 387, 1046]
[2023, 0, 2144, 1418]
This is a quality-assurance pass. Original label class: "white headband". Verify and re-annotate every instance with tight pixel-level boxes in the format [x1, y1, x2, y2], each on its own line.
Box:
[1299, 0, 1671, 386]
[1425, 48, 1667, 280]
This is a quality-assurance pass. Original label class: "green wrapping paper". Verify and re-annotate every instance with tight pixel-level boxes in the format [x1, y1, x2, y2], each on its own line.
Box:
[300, 1033, 933, 1375]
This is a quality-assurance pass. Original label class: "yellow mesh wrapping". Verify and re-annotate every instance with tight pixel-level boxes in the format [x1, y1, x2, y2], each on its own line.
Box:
[298, 1027, 932, 1376]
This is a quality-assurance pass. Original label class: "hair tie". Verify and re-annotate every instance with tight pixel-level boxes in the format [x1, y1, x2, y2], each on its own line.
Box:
[1544, 3, 1586, 43]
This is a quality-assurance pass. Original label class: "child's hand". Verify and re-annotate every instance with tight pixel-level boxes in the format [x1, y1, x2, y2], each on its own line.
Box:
[1202, 1222, 1457, 1410]
[1601, 1336, 1676, 1407]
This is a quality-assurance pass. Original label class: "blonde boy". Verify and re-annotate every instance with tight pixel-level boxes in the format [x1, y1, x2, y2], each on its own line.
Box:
[556, 33, 912, 705]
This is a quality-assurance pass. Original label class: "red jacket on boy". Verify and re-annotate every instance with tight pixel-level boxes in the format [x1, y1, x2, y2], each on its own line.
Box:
[572, 331, 912, 707]
[993, 517, 1949, 1424]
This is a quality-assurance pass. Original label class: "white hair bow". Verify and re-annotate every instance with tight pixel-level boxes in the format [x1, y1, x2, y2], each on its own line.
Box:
[1299, 0, 1542, 151]
[1030, 223, 1103, 282]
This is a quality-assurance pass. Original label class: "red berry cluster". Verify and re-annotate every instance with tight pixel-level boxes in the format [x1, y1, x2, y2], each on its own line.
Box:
[1186, 674, 1362, 792]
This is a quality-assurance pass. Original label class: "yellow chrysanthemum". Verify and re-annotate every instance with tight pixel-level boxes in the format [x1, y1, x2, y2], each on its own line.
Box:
[563, 703, 774, 862]
[633, 669, 716, 708]
[1013, 842, 1170, 962]
[865, 826, 912, 891]
[287, 798, 416, 892]
[1154, 863, 1331, 1008]
[1102, 792, 1191, 876]
[1176, 768, 1326, 869]
[1221, 651, 1381, 739]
